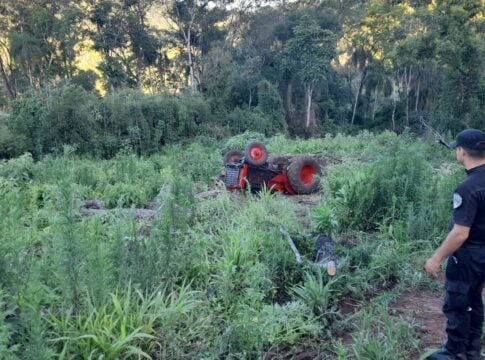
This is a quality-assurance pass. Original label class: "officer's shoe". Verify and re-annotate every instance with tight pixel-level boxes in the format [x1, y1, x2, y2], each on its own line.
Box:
[426, 347, 467, 360]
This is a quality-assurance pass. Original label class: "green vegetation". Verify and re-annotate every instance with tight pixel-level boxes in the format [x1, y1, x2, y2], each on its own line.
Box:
[0, 132, 464, 358]
[0, 0, 481, 356]
[0, 1, 484, 158]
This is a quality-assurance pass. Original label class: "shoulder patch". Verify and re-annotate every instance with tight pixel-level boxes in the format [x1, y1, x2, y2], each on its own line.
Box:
[453, 193, 463, 209]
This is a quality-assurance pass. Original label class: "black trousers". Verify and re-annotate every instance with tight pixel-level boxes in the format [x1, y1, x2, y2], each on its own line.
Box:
[443, 246, 485, 354]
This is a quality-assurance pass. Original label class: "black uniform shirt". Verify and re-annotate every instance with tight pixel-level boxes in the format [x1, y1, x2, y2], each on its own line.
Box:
[452, 164, 485, 246]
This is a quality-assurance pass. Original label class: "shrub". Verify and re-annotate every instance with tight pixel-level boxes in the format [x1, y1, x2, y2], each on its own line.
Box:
[255, 80, 286, 135]
[8, 92, 46, 157]
[326, 144, 432, 231]
[94, 91, 211, 157]
[223, 131, 266, 153]
[0, 123, 25, 159]
[225, 107, 274, 136]
[0, 290, 18, 358]
[7, 86, 215, 158]
[170, 141, 223, 188]
[313, 203, 338, 237]
[292, 270, 341, 321]
[9, 85, 97, 158]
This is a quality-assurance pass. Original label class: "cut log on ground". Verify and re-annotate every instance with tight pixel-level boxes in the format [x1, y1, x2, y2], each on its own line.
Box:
[80, 208, 156, 220]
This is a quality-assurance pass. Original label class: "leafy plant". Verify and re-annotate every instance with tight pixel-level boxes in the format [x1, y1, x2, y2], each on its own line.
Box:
[50, 283, 202, 359]
[313, 203, 339, 236]
[292, 270, 341, 322]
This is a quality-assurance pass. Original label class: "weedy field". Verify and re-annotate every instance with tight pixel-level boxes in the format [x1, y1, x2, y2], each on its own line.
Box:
[0, 131, 467, 359]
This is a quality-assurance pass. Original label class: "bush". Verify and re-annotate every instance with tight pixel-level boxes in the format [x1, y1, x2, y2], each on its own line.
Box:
[223, 131, 266, 153]
[0, 290, 18, 358]
[326, 144, 432, 231]
[292, 270, 341, 320]
[8, 86, 216, 158]
[0, 122, 25, 159]
[8, 92, 46, 157]
[255, 80, 286, 135]
[313, 203, 338, 237]
[225, 107, 275, 136]
[9, 85, 98, 158]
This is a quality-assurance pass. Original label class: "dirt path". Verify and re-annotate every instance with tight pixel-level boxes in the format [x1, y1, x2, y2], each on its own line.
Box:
[391, 285, 446, 350]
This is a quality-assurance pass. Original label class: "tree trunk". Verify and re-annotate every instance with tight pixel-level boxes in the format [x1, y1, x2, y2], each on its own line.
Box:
[187, 28, 196, 93]
[415, 76, 420, 112]
[27, 65, 34, 88]
[305, 84, 314, 129]
[351, 68, 367, 125]
[372, 82, 380, 122]
[405, 66, 412, 126]
[136, 53, 143, 88]
[0, 56, 15, 99]
[286, 82, 293, 116]
[391, 99, 397, 131]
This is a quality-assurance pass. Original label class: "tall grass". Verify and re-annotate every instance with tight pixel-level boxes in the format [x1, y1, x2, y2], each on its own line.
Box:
[49, 283, 204, 358]
[350, 306, 420, 360]
[0, 132, 460, 358]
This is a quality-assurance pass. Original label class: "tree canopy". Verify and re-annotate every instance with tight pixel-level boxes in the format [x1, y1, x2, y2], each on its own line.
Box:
[0, 0, 484, 157]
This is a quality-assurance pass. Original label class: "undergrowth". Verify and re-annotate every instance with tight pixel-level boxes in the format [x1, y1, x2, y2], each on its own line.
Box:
[0, 131, 461, 358]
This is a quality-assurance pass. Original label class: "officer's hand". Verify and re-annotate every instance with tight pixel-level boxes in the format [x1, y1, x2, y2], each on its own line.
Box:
[424, 257, 441, 278]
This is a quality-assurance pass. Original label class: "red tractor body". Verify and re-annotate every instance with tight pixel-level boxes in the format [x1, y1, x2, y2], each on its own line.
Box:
[223, 142, 321, 195]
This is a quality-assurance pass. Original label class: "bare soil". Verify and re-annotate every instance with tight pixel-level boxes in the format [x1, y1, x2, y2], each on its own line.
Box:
[391, 283, 446, 350]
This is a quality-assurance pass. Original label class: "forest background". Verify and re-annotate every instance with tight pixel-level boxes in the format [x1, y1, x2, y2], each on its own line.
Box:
[0, 0, 484, 158]
[1, 1, 485, 358]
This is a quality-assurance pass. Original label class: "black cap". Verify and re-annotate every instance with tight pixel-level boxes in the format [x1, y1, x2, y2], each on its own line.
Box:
[449, 128, 485, 150]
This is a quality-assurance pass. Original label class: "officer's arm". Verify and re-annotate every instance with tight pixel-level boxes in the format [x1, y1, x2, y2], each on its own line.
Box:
[431, 225, 470, 262]
[425, 225, 470, 277]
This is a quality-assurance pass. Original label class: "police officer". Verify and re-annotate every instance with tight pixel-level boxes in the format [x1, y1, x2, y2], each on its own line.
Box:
[425, 128, 485, 360]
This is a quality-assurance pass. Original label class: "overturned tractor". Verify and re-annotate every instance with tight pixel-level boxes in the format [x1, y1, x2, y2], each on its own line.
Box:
[222, 141, 321, 195]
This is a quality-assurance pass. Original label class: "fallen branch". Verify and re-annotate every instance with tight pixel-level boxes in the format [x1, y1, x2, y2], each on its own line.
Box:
[279, 226, 302, 264]
[80, 208, 156, 220]
[81, 199, 104, 209]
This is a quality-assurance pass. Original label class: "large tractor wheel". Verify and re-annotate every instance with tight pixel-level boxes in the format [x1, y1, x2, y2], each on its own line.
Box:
[287, 156, 321, 194]
[224, 150, 244, 165]
[244, 141, 268, 166]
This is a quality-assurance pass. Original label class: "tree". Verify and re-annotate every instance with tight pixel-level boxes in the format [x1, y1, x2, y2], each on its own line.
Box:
[4, 0, 84, 90]
[88, 0, 162, 91]
[165, 0, 231, 93]
[282, 19, 336, 132]
[0, 16, 15, 99]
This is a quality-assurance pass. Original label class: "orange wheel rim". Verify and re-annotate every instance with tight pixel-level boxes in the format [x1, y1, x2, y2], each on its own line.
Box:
[249, 146, 265, 161]
[300, 165, 316, 185]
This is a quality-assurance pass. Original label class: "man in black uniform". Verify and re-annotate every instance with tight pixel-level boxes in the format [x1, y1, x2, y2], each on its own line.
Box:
[425, 128, 485, 360]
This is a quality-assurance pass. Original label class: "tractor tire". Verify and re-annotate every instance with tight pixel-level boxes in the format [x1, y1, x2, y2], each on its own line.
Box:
[244, 141, 268, 166]
[268, 156, 290, 171]
[287, 156, 321, 194]
[223, 150, 244, 165]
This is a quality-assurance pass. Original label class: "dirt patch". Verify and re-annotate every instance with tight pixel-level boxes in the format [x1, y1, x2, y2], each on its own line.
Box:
[339, 297, 361, 315]
[287, 193, 324, 230]
[288, 193, 324, 207]
[390, 287, 446, 349]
